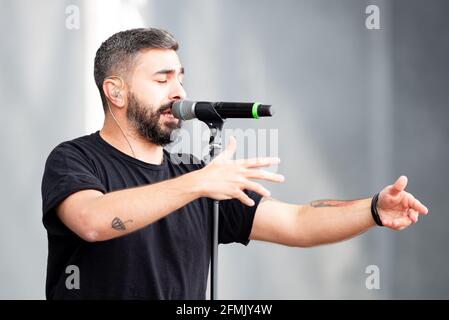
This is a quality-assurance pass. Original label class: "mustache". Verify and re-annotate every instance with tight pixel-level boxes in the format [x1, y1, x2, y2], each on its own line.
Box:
[157, 102, 174, 115]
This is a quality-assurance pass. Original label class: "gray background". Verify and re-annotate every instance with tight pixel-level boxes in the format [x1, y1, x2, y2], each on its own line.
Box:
[1, 0, 448, 299]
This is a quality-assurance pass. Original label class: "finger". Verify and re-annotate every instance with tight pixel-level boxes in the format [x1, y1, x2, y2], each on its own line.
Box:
[411, 197, 429, 215]
[241, 179, 272, 198]
[216, 136, 237, 161]
[234, 190, 256, 207]
[404, 193, 428, 215]
[408, 209, 419, 223]
[390, 175, 408, 195]
[384, 216, 409, 228]
[235, 157, 281, 168]
[244, 169, 285, 183]
[382, 219, 393, 228]
[390, 217, 413, 230]
[381, 217, 397, 228]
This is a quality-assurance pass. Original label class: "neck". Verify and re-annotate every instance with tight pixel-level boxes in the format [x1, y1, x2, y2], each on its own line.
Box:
[100, 116, 164, 165]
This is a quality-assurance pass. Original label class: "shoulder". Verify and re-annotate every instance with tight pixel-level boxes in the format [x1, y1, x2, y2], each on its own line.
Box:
[53, 133, 97, 152]
[44, 133, 98, 168]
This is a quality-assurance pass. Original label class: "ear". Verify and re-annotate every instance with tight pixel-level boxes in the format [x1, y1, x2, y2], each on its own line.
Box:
[103, 78, 126, 108]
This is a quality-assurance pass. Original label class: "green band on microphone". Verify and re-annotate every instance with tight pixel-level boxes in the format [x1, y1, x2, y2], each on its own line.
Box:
[252, 102, 261, 119]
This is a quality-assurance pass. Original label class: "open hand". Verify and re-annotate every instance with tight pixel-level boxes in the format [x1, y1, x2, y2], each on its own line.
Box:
[377, 176, 429, 230]
[193, 136, 284, 206]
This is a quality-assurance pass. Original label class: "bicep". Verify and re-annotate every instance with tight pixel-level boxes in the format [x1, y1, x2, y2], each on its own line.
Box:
[250, 197, 302, 247]
[56, 189, 103, 240]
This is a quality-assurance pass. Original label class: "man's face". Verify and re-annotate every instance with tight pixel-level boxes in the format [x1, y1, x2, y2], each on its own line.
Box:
[126, 48, 186, 146]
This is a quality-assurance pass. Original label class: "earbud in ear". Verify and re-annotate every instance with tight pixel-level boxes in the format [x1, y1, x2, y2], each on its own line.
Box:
[112, 90, 121, 98]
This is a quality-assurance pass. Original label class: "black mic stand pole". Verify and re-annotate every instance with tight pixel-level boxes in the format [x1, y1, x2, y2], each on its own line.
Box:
[199, 107, 225, 301]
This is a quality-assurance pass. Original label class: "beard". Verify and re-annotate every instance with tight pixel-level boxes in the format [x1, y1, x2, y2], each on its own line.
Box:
[126, 92, 182, 146]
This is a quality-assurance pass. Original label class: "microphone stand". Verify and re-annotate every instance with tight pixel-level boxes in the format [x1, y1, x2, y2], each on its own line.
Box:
[174, 100, 273, 300]
[198, 106, 225, 301]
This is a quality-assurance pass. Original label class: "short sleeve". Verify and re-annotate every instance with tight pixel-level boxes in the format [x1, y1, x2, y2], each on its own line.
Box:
[218, 190, 262, 246]
[41, 143, 106, 236]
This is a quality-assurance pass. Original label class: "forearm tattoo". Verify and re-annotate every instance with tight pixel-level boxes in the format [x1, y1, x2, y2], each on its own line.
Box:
[111, 217, 133, 231]
[310, 199, 361, 208]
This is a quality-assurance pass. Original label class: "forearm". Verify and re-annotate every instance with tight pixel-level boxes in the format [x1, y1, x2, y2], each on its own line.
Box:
[295, 198, 376, 247]
[81, 171, 201, 242]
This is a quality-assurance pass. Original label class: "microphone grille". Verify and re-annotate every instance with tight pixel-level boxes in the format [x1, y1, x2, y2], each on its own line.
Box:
[172, 100, 196, 120]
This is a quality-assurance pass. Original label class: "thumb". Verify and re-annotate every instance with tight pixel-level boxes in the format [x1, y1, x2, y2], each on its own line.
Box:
[390, 175, 408, 195]
[215, 136, 237, 161]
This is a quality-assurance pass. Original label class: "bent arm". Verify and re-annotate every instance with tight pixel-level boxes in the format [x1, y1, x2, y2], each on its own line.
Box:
[57, 171, 202, 242]
[250, 197, 375, 247]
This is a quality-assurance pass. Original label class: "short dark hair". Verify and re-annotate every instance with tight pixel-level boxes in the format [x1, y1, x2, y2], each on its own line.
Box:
[94, 28, 179, 112]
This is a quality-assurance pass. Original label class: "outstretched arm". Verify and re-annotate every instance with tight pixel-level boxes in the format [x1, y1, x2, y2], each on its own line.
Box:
[250, 176, 429, 247]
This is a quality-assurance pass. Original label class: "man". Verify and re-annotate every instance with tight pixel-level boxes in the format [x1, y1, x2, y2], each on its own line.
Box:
[41, 28, 428, 299]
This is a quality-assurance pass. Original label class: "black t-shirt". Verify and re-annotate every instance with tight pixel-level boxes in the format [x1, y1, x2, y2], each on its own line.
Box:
[41, 131, 261, 300]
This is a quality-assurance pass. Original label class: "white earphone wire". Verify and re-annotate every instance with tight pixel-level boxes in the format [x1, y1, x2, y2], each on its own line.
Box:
[104, 76, 136, 159]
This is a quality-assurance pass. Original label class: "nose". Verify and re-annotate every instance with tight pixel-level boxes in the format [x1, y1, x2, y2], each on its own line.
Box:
[169, 80, 187, 101]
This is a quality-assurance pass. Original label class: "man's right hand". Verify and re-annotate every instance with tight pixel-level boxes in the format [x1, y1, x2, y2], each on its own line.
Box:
[56, 136, 284, 242]
[190, 136, 285, 206]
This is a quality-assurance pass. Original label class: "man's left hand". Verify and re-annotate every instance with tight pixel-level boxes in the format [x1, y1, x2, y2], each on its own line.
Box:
[377, 176, 429, 230]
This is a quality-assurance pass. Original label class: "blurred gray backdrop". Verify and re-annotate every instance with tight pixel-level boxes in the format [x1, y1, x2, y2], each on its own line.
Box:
[1, 0, 448, 299]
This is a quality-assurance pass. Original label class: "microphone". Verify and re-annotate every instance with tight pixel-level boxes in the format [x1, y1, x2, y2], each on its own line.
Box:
[172, 100, 274, 121]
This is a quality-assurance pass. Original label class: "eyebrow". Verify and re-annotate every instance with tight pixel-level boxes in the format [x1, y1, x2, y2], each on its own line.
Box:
[153, 67, 185, 76]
